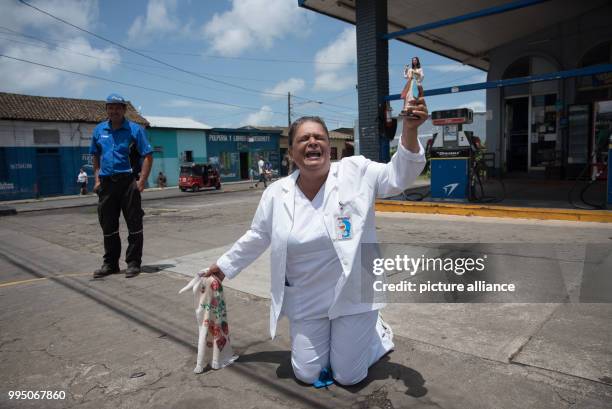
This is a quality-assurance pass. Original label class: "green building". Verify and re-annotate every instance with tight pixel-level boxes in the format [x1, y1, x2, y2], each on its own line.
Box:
[144, 116, 211, 188]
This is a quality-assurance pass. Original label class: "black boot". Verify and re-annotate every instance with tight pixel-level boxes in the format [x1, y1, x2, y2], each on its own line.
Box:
[125, 263, 141, 278]
[94, 263, 120, 278]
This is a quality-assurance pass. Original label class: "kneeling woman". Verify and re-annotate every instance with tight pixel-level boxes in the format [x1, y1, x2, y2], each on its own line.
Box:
[205, 101, 427, 386]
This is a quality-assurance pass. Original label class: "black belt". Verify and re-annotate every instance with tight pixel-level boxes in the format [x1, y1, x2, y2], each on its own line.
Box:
[101, 173, 134, 182]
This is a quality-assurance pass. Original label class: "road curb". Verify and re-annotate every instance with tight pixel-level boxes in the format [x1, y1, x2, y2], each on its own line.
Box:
[9, 184, 260, 214]
[375, 200, 612, 223]
[0, 206, 17, 217]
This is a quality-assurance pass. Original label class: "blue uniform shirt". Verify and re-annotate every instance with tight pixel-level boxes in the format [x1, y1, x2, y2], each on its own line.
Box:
[89, 119, 152, 177]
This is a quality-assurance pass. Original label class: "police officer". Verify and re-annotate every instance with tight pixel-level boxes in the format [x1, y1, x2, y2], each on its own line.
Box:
[90, 93, 153, 279]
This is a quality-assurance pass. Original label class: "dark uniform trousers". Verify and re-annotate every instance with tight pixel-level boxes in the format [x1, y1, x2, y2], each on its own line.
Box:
[97, 173, 144, 267]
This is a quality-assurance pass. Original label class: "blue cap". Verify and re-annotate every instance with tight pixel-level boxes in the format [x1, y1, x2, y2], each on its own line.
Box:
[106, 93, 127, 105]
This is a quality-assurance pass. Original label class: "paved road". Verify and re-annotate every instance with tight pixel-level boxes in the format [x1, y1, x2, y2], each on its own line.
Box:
[1, 187, 611, 408]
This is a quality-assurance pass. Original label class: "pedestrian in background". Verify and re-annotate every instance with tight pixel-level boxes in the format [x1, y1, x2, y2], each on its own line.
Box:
[264, 161, 273, 181]
[254, 155, 267, 188]
[90, 93, 153, 279]
[281, 155, 288, 176]
[77, 168, 88, 195]
[156, 171, 167, 189]
[249, 166, 256, 188]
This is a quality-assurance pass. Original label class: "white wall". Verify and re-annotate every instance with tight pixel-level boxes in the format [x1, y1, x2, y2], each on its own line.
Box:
[0, 120, 96, 147]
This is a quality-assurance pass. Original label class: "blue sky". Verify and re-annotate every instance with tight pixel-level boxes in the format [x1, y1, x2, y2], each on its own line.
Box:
[0, 0, 486, 130]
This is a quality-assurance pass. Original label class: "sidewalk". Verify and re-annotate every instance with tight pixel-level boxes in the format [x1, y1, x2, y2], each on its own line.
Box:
[0, 190, 610, 407]
[1, 245, 610, 409]
[0, 180, 259, 214]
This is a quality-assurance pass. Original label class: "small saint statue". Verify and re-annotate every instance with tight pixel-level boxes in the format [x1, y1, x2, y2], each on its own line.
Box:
[400, 56, 424, 118]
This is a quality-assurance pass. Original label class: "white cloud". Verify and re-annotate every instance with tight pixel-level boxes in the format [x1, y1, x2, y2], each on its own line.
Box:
[430, 64, 476, 73]
[203, 0, 312, 57]
[161, 99, 243, 113]
[469, 72, 488, 83]
[264, 78, 305, 99]
[0, 0, 99, 35]
[460, 100, 486, 112]
[314, 28, 356, 92]
[162, 99, 205, 108]
[0, 0, 122, 95]
[0, 35, 120, 95]
[243, 105, 274, 126]
[128, 0, 189, 44]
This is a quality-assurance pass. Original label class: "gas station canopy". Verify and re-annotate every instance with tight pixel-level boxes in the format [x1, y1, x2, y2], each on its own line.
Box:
[299, 0, 609, 71]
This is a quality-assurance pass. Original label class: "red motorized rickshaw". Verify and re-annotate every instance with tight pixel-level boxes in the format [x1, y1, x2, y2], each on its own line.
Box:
[179, 163, 221, 192]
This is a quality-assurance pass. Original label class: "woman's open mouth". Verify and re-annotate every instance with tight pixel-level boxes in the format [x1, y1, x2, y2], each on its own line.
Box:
[305, 151, 321, 159]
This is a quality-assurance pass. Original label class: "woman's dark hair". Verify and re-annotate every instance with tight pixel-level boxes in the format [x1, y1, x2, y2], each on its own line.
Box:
[411, 56, 421, 69]
[288, 116, 329, 147]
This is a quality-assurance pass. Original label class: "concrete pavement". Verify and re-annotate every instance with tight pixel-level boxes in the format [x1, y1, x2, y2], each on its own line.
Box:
[0, 180, 259, 213]
[1, 188, 611, 408]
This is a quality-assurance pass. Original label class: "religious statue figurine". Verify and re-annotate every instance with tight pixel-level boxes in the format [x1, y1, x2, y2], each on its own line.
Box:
[400, 56, 424, 118]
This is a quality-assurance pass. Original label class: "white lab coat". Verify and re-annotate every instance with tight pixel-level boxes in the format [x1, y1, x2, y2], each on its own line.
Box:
[216, 142, 426, 338]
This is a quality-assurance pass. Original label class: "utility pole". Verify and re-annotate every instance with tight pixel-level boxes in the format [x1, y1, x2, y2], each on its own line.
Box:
[287, 92, 291, 127]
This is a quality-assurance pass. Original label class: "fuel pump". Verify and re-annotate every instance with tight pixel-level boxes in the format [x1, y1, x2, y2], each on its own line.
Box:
[428, 108, 482, 201]
[569, 123, 610, 210]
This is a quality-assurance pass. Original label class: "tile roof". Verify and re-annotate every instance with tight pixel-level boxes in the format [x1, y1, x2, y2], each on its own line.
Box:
[0, 92, 149, 126]
[332, 127, 354, 136]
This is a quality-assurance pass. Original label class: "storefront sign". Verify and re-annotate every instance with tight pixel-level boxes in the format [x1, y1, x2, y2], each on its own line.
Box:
[9, 163, 32, 170]
[209, 134, 230, 142]
[209, 134, 271, 143]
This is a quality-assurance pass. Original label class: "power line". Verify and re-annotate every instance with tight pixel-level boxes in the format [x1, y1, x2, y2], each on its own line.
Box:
[291, 94, 357, 112]
[0, 34, 309, 98]
[322, 90, 357, 102]
[0, 28, 480, 99]
[292, 110, 353, 125]
[16, 0, 298, 99]
[0, 28, 358, 117]
[0, 54, 291, 117]
[135, 50, 406, 67]
[0, 53, 350, 127]
[5, 1, 362, 112]
[0, 26, 160, 70]
[0, 24, 367, 69]
[13, 2, 382, 109]
[0, 25, 325, 86]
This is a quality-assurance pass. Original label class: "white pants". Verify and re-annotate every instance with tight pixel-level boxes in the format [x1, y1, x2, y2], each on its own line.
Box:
[289, 310, 394, 386]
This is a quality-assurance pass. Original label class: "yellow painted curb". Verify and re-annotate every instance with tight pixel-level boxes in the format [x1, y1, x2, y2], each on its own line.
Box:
[375, 200, 612, 223]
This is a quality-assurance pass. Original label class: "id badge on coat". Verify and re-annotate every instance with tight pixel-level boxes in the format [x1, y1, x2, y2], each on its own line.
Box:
[335, 215, 352, 240]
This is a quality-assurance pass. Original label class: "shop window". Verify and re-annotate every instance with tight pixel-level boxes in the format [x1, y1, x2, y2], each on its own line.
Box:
[219, 152, 238, 178]
[331, 147, 338, 160]
[33, 129, 60, 145]
[530, 94, 558, 168]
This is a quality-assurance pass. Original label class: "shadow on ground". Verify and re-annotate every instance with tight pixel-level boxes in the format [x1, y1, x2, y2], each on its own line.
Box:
[142, 264, 175, 273]
[237, 351, 427, 397]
